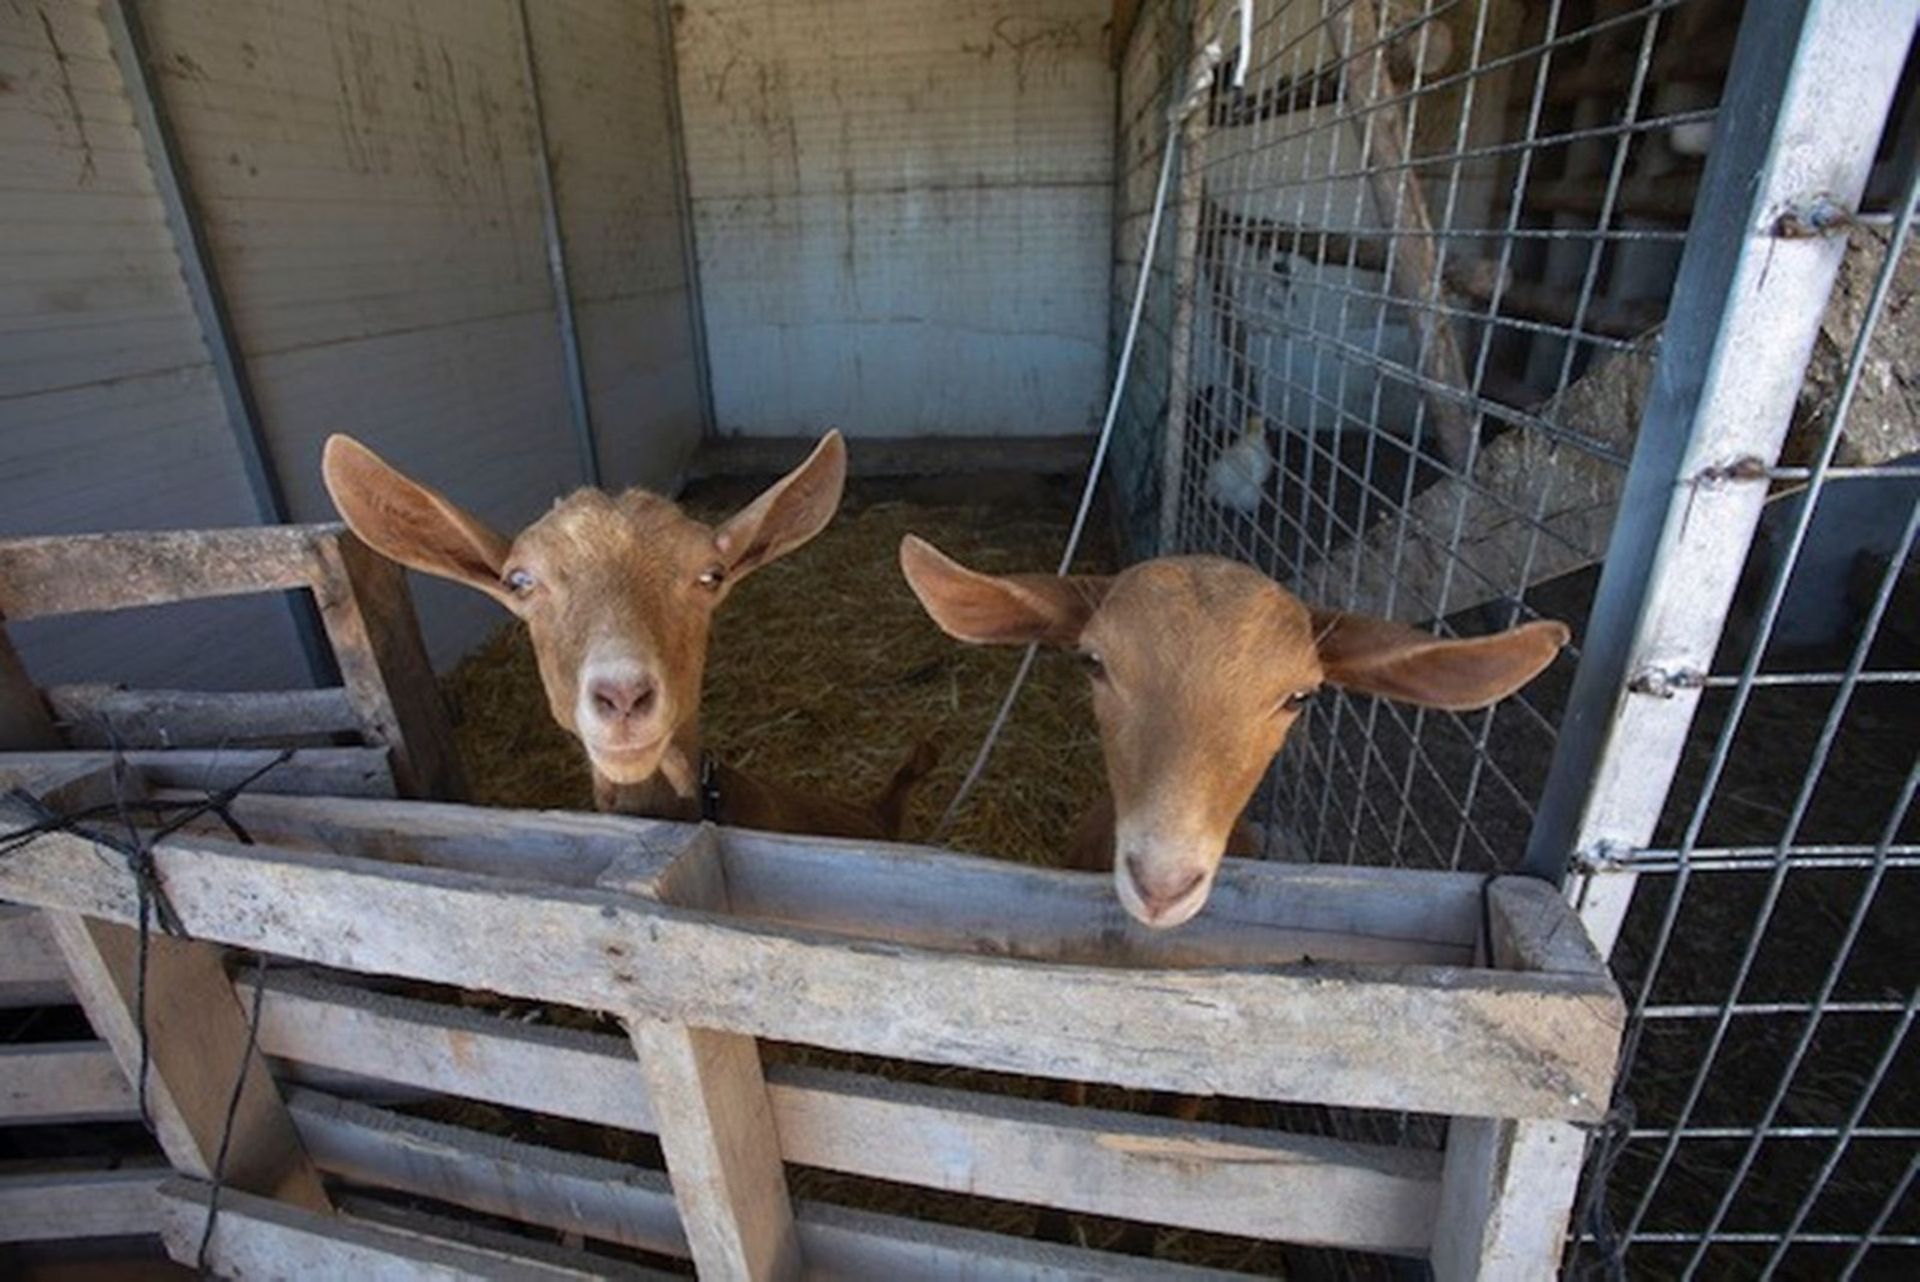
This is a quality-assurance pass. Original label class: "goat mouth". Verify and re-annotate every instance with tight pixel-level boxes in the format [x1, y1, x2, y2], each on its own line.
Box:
[586, 739, 668, 780]
[1113, 864, 1212, 930]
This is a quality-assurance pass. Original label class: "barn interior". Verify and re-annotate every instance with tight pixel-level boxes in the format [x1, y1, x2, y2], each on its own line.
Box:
[2, 1, 1917, 1277]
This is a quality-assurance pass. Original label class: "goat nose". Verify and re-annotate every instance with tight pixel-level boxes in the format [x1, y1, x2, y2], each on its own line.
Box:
[1124, 853, 1205, 916]
[588, 673, 657, 723]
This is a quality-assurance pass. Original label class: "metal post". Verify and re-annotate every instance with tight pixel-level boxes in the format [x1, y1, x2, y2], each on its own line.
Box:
[514, 0, 601, 488]
[656, 0, 719, 443]
[1520, 0, 1919, 954]
[101, 0, 336, 688]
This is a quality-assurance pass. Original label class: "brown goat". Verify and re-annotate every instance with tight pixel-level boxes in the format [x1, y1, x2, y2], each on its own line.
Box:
[322, 432, 931, 838]
[900, 535, 1569, 927]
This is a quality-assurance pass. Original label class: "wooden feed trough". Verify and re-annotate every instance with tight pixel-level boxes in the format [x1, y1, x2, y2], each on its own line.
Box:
[0, 526, 1623, 1279]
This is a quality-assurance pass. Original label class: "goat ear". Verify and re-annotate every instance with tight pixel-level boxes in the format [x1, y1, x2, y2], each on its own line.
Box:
[1308, 609, 1570, 711]
[322, 435, 516, 609]
[899, 536, 1109, 647]
[714, 430, 847, 583]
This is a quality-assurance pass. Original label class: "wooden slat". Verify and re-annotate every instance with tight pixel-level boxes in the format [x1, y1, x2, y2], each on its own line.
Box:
[0, 1165, 167, 1242]
[175, 793, 1482, 966]
[0, 625, 60, 748]
[157, 1178, 665, 1281]
[285, 1092, 1252, 1282]
[45, 912, 329, 1212]
[311, 531, 464, 801]
[44, 683, 361, 749]
[0, 905, 70, 1007]
[0, 525, 333, 621]
[0, 748, 396, 798]
[0, 1041, 137, 1124]
[0, 814, 1624, 1120]
[1488, 875, 1609, 976]
[286, 1089, 685, 1256]
[239, 971, 1440, 1252]
[615, 831, 802, 1281]
[1432, 1117, 1589, 1282]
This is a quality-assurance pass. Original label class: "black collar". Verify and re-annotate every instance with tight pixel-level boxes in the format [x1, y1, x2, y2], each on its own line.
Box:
[698, 751, 722, 823]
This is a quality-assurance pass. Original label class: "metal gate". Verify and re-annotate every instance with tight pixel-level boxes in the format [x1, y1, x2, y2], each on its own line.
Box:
[1114, 0, 1920, 1274]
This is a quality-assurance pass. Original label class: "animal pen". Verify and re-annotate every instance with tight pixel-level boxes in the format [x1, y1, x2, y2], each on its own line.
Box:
[0, 1, 1916, 1280]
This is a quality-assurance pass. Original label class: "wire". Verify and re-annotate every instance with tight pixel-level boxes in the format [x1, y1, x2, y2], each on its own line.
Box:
[933, 34, 1230, 841]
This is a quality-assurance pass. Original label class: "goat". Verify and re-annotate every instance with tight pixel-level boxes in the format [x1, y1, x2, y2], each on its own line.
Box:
[322, 432, 933, 838]
[899, 535, 1568, 927]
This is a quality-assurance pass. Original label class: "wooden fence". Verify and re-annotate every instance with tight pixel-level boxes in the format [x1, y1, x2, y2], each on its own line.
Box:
[0, 525, 1623, 1279]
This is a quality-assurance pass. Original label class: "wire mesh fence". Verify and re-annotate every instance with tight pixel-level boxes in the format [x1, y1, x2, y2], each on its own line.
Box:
[1111, 0, 1918, 1276]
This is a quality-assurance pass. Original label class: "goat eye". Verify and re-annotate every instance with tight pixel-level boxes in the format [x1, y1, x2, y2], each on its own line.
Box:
[1280, 688, 1318, 713]
[1079, 650, 1106, 679]
[504, 568, 536, 594]
[696, 565, 726, 590]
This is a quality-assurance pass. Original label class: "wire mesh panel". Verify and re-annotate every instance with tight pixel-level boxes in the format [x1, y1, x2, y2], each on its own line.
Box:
[1116, 0, 1919, 1276]
[1150, 0, 1742, 877]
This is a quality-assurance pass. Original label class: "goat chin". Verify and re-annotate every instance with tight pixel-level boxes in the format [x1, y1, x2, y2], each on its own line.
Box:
[586, 742, 669, 785]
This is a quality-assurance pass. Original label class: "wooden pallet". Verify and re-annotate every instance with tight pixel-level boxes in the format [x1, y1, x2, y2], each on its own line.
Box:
[0, 758, 1623, 1280]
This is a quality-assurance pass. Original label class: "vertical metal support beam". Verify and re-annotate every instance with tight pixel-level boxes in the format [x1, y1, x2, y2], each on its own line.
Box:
[656, 0, 719, 443]
[513, 0, 601, 488]
[1521, 0, 1919, 953]
[100, 0, 335, 688]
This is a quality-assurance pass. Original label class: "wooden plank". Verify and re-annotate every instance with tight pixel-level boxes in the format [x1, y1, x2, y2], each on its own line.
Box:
[0, 1041, 137, 1124]
[44, 683, 361, 749]
[1431, 1117, 1589, 1282]
[0, 818, 1623, 1120]
[310, 531, 465, 801]
[177, 793, 1481, 966]
[45, 912, 329, 1212]
[1339, 0, 1476, 467]
[0, 525, 331, 621]
[0, 625, 60, 748]
[238, 971, 1439, 1252]
[157, 1178, 663, 1281]
[720, 827, 1481, 967]
[287, 1092, 1251, 1282]
[0, 748, 396, 798]
[606, 828, 800, 1279]
[1487, 876, 1611, 977]
[0, 904, 71, 1007]
[0, 1165, 166, 1242]
[288, 1089, 685, 1257]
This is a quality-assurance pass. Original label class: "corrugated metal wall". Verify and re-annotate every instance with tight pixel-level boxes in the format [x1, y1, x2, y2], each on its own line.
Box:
[0, 0, 704, 685]
[671, 0, 1115, 438]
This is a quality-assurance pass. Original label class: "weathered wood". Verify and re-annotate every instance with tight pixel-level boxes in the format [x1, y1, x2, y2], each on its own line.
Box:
[237, 971, 1441, 1251]
[0, 818, 1624, 1120]
[1340, 0, 1476, 467]
[0, 904, 69, 1007]
[45, 683, 361, 749]
[182, 792, 1482, 966]
[303, 1096, 668, 1257]
[614, 835, 803, 1281]
[0, 525, 333, 622]
[0, 1041, 137, 1124]
[0, 1165, 166, 1242]
[287, 1092, 1249, 1281]
[158, 1178, 661, 1281]
[45, 912, 329, 1212]
[311, 531, 464, 801]
[1432, 1117, 1589, 1282]
[0, 748, 396, 798]
[287, 1089, 686, 1257]
[0, 626, 59, 748]
[1487, 876, 1609, 976]
[1158, 39, 1210, 550]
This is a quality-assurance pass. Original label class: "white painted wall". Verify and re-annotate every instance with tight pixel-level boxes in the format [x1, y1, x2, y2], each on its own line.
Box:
[0, 0, 307, 690]
[0, 0, 704, 689]
[672, 0, 1114, 438]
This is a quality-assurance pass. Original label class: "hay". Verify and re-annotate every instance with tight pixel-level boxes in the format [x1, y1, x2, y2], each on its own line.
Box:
[445, 490, 1115, 864]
